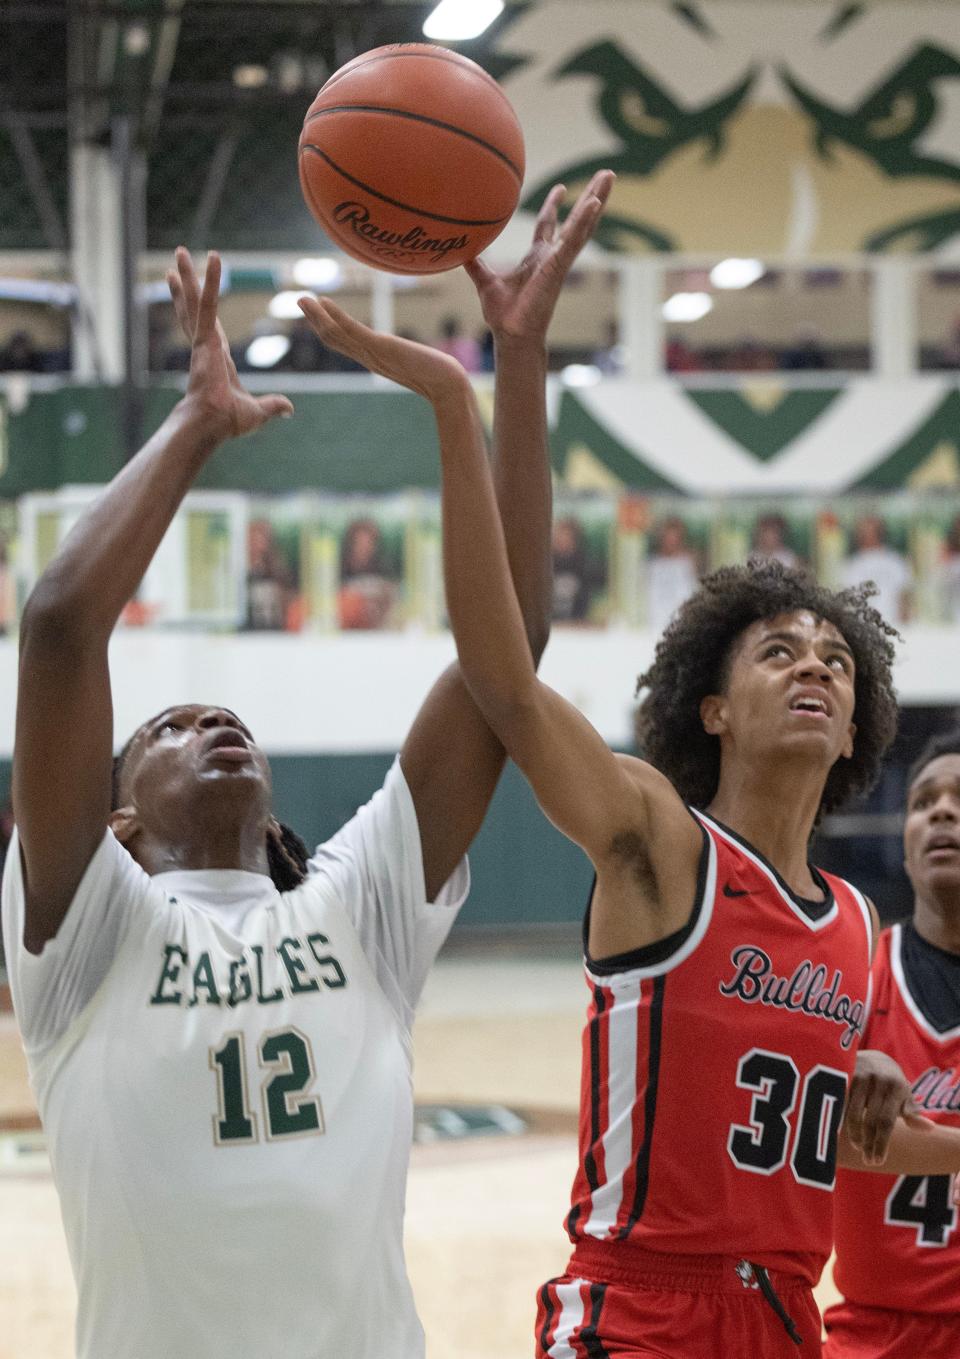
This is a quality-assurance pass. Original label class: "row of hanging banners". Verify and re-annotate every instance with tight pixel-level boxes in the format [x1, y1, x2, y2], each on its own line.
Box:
[5, 485, 960, 635]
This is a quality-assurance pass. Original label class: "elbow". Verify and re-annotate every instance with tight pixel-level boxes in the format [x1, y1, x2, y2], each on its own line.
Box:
[20, 582, 88, 651]
[461, 668, 540, 744]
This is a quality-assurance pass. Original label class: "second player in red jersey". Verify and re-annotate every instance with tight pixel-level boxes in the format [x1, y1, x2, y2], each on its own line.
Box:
[826, 733, 960, 1359]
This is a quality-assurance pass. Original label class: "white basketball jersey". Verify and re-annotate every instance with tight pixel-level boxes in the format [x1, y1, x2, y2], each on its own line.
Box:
[3, 758, 467, 1359]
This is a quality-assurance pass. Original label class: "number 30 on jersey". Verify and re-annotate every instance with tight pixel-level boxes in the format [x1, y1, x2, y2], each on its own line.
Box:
[727, 1047, 848, 1188]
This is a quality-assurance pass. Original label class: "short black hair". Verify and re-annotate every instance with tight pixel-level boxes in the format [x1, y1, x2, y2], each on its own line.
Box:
[111, 717, 310, 892]
[907, 729, 960, 791]
[635, 557, 899, 816]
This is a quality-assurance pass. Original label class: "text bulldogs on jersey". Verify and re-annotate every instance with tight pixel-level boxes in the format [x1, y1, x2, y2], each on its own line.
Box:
[148, 933, 348, 1008]
[912, 1066, 960, 1113]
[719, 944, 865, 1049]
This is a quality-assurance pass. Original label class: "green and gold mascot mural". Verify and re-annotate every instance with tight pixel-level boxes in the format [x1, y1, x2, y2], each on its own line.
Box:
[496, 1, 960, 257]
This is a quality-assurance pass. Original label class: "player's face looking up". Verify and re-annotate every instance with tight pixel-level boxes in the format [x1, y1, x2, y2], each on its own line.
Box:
[700, 610, 857, 773]
[111, 704, 273, 858]
[904, 753, 960, 904]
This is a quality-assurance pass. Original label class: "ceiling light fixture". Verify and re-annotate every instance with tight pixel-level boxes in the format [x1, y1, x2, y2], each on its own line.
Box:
[662, 292, 713, 323]
[710, 258, 765, 289]
[423, 0, 504, 42]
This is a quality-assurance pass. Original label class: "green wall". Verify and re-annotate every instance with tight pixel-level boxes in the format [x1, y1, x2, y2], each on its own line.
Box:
[271, 754, 592, 929]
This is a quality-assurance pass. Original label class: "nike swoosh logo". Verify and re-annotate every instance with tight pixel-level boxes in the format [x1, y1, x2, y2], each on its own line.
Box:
[723, 884, 750, 898]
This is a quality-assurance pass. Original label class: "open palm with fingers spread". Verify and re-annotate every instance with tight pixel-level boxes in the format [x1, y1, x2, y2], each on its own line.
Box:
[465, 171, 614, 343]
[167, 247, 293, 440]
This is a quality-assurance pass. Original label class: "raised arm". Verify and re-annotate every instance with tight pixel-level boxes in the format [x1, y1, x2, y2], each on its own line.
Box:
[13, 251, 292, 950]
[305, 175, 614, 901]
[295, 299, 700, 935]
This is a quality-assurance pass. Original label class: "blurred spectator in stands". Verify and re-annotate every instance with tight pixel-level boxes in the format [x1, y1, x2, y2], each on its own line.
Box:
[781, 327, 830, 371]
[435, 315, 481, 373]
[730, 336, 777, 372]
[751, 513, 801, 570]
[552, 516, 595, 624]
[246, 519, 295, 631]
[666, 336, 701, 373]
[0, 330, 42, 372]
[841, 513, 912, 624]
[593, 320, 624, 375]
[148, 305, 176, 372]
[285, 317, 328, 372]
[648, 516, 700, 632]
[338, 517, 398, 629]
[479, 328, 496, 373]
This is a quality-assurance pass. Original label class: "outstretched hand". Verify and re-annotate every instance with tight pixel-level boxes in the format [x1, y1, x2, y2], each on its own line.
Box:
[465, 170, 614, 345]
[167, 247, 293, 439]
[298, 295, 468, 403]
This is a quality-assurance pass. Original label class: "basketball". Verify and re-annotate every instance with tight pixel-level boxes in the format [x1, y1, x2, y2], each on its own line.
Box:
[298, 43, 525, 274]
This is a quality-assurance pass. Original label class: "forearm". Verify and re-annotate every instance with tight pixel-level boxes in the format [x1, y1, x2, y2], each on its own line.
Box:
[24, 399, 222, 640]
[490, 336, 551, 660]
[839, 1117, 960, 1175]
[435, 379, 539, 718]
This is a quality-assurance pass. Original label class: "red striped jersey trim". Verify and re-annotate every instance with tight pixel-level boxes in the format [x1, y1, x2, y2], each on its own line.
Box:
[536, 1279, 610, 1358]
[567, 974, 667, 1241]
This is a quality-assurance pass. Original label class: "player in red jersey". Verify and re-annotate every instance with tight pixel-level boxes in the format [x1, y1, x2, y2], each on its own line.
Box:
[825, 731, 960, 1359]
[296, 289, 960, 1358]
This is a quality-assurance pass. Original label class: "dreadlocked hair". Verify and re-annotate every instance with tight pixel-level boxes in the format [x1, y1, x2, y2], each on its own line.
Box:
[266, 820, 310, 892]
[635, 557, 899, 818]
[907, 728, 960, 790]
[111, 727, 310, 893]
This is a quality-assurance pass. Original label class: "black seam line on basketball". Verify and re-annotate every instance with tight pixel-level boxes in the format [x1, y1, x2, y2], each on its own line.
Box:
[620, 973, 665, 1237]
[304, 105, 522, 182]
[300, 144, 510, 227]
[321, 48, 501, 95]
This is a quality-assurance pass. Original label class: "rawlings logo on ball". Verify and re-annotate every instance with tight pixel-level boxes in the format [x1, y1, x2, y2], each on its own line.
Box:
[333, 202, 470, 263]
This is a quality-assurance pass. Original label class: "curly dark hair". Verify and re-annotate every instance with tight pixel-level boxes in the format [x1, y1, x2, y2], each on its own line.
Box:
[635, 557, 899, 816]
[111, 721, 310, 892]
[907, 728, 960, 790]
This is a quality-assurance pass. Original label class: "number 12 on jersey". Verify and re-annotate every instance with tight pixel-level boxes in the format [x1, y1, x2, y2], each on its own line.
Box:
[210, 1028, 325, 1146]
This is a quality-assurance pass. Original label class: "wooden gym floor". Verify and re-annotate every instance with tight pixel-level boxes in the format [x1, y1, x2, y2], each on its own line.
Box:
[0, 943, 841, 1359]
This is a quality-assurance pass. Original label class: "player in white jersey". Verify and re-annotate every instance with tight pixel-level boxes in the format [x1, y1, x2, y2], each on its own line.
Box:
[2, 172, 613, 1359]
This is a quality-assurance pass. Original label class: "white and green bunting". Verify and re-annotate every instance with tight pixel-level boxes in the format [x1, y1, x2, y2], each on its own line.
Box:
[553, 380, 960, 494]
[3, 379, 960, 496]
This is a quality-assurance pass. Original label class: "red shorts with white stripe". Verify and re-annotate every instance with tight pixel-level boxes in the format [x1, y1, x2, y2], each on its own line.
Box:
[535, 1244, 822, 1359]
[823, 1300, 960, 1359]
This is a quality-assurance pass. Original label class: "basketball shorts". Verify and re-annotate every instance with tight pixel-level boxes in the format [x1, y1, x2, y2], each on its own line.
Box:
[823, 1300, 960, 1359]
[535, 1242, 822, 1359]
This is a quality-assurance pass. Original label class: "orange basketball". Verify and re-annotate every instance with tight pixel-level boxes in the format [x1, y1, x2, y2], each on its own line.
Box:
[298, 43, 525, 274]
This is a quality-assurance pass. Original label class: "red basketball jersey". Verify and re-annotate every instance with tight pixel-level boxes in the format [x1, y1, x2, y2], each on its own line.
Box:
[832, 924, 960, 1315]
[565, 811, 873, 1286]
